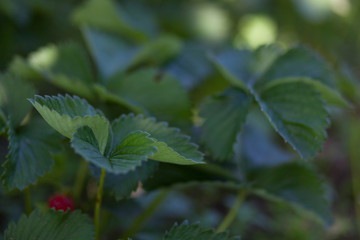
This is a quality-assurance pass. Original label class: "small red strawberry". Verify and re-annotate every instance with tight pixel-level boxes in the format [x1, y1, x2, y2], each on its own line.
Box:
[48, 194, 74, 212]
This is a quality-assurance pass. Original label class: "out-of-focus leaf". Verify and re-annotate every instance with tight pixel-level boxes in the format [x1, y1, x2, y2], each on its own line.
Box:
[249, 44, 284, 78]
[255, 46, 336, 89]
[82, 27, 139, 79]
[199, 87, 252, 161]
[239, 126, 293, 169]
[1, 119, 61, 190]
[29, 95, 109, 154]
[263, 77, 348, 107]
[83, 27, 181, 81]
[144, 163, 237, 191]
[105, 68, 191, 127]
[163, 221, 240, 240]
[71, 126, 157, 174]
[209, 49, 252, 91]
[111, 114, 204, 165]
[252, 80, 329, 159]
[249, 162, 332, 226]
[0, 74, 35, 127]
[72, 0, 155, 42]
[4, 208, 95, 240]
[130, 35, 182, 68]
[166, 42, 213, 90]
[27, 43, 95, 99]
[8, 56, 44, 80]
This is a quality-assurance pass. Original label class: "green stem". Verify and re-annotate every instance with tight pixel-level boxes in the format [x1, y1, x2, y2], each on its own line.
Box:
[95, 168, 106, 240]
[24, 187, 32, 215]
[216, 188, 247, 233]
[73, 160, 89, 202]
[123, 189, 169, 238]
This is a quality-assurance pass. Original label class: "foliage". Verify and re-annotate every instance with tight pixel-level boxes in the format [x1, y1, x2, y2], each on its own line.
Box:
[1, 0, 360, 239]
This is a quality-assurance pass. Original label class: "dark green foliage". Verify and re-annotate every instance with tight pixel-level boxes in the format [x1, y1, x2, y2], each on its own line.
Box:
[1, 120, 61, 190]
[200, 87, 251, 160]
[4, 209, 95, 240]
[163, 221, 240, 240]
[1, 0, 357, 239]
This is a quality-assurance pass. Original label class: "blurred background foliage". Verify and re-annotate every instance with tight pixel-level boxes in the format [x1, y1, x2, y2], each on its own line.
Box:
[1, 0, 360, 239]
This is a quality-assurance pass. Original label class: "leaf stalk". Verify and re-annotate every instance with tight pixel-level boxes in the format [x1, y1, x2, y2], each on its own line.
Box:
[95, 168, 106, 240]
[216, 188, 247, 233]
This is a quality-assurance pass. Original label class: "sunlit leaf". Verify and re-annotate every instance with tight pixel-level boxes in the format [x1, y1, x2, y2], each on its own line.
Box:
[27, 43, 95, 99]
[111, 114, 204, 165]
[29, 95, 109, 154]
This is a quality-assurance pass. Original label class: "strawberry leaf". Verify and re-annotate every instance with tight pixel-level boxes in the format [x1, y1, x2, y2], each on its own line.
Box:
[1, 119, 61, 190]
[71, 126, 157, 174]
[252, 80, 329, 159]
[163, 221, 240, 240]
[4, 208, 95, 240]
[29, 95, 109, 154]
[0, 74, 36, 127]
[111, 114, 204, 165]
[249, 162, 332, 226]
[199, 87, 252, 160]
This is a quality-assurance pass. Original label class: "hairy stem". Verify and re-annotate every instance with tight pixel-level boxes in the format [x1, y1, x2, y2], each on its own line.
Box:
[24, 187, 32, 215]
[216, 188, 247, 233]
[95, 168, 106, 240]
[73, 160, 89, 202]
[123, 189, 169, 238]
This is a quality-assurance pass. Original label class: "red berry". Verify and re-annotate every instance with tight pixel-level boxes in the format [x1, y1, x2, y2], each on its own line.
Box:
[48, 194, 74, 212]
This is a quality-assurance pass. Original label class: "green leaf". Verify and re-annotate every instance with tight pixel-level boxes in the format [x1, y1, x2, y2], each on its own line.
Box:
[111, 114, 204, 165]
[163, 221, 240, 240]
[199, 87, 252, 160]
[82, 27, 181, 80]
[252, 80, 329, 159]
[143, 163, 238, 192]
[0, 74, 36, 127]
[249, 44, 285, 78]
[255, 46, 335, 89]
[71, 126, 157, 174]
[166, 42, 213, 90]
[27, 43, 95, 99]
[29, 95, 109, 154]
[262, 77, 348, 107]
[8, 56, 44, 80]
[249, 162, 332, 226]
[1, 119, 61, 190]
[105, 68, 191, 127]
[72, 0, 149, 42]
[82, 27, 139, 79]
[130, 35, 182, 67]
[209, 49, 252, 91]
[4, 208, 95, 240]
